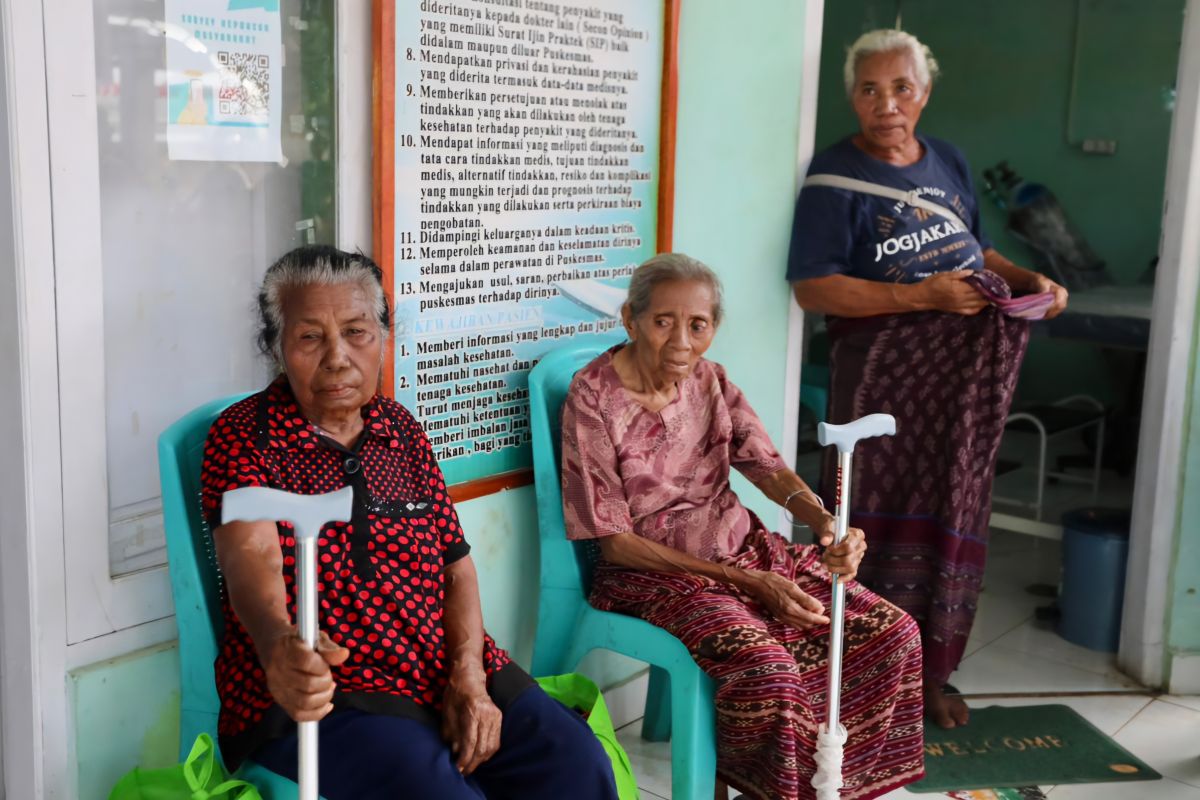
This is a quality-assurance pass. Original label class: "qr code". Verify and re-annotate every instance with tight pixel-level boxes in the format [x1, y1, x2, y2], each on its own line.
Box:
[216, 51, 270, 119]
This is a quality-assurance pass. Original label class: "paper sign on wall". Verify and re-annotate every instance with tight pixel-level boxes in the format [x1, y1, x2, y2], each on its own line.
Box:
[388, 0, 666, 484]
[164, 0, 283, 162]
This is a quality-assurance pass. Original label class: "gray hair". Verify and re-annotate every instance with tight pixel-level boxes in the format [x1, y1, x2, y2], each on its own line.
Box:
[844, 29, 939, 97]
[256, 244, 391, 367]
[625, 252, 724, 326]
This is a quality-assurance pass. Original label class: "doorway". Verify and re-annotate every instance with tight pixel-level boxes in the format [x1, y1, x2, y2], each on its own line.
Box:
[798, 0, 1189, 695]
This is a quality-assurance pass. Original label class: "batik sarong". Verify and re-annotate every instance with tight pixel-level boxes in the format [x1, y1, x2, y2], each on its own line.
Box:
[824, 306, 1030, 683]
[591, 528, 925, 800]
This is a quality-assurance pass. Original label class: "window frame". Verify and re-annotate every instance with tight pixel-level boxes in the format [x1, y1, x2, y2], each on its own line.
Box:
[41, 0, 373, 646]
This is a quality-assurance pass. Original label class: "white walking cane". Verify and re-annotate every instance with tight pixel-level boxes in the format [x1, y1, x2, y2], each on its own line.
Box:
[810, 414, 896, 800]
[223, 486, 354, 800]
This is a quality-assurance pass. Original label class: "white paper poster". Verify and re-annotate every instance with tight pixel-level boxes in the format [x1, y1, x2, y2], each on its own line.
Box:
[164, 0, 283, 162]
[389, 0, 664, 479]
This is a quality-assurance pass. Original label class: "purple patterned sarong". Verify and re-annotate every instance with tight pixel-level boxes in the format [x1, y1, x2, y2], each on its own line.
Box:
[822, 306, 1029, 683]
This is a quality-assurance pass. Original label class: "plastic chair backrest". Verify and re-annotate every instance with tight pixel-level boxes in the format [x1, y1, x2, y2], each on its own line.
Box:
[528, 339, 622, 597]
[158, 393, 252, 748]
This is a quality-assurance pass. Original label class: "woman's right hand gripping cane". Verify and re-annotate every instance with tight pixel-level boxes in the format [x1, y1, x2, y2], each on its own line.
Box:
[263, 628, 349, 722]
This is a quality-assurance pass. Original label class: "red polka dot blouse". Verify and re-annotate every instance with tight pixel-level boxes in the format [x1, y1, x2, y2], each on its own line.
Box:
[200, 378, 530, 769]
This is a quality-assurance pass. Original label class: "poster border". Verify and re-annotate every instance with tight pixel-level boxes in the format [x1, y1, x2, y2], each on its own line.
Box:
[372, 0, 681, 502]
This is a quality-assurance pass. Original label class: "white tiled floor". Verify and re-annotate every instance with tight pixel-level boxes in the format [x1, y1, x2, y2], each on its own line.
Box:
[954, 529, 1142, 695]
[615, 719, 670, 800]
[1165, 695, 1200, 714]
[617, 529, 1200, 798]
[618, 696, 1200, 799]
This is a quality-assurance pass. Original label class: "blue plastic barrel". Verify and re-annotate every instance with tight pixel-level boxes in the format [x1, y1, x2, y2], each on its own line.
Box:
[1058, 508, 1131, 652]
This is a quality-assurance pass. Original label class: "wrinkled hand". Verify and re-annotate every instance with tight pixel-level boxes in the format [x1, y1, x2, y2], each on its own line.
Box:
[263, 629, 349, 723]
[919, 271, 988, 315]
[815, 521, 868, 584]
[442, 670, 503, 775]
[1029, 274, 1069, 319]
[741, 569, 829, 628]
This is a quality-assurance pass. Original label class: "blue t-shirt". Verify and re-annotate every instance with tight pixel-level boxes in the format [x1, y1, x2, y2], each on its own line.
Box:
[786, 135, 992, 284]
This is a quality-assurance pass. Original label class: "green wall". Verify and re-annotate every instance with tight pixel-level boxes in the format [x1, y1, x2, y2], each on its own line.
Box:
[72, 1, 809, 795]
[71, 645, 182, 798]
[816, 0, 1183, 405]
[674, 0, 804, 510]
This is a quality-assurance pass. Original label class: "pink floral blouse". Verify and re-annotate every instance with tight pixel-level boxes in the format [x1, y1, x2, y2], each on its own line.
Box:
[561, 346, 788, 562]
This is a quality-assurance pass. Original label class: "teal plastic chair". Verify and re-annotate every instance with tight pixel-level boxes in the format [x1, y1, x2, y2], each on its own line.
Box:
[528, 341, 718, 800]
[158, 393, 326, 800]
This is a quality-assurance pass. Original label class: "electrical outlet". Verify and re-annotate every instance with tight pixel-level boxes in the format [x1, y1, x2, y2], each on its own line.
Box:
[1082, 139, 1119, 155]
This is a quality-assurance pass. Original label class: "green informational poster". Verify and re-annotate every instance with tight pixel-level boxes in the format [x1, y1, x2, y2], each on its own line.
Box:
[387, 0, 666, 485]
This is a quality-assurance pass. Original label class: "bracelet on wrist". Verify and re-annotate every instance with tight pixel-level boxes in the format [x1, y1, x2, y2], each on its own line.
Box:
[783, 489, 825, 527]
[782, 489, 805, 513]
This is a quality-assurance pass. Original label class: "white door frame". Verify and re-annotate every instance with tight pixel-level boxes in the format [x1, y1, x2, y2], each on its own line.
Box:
[0, 11, 16, 800]
[1119, 0, 1200, 689]
[47, 0, 181, 647]
[336, 1, 373, 254]
[41, 0, 375, 649]
[0, 0, 70, 794]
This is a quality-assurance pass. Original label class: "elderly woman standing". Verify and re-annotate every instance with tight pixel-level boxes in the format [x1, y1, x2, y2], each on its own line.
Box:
[787, 30, 1069, 728]
[200, 245, 617, 800]
[562, 253, 925, 800]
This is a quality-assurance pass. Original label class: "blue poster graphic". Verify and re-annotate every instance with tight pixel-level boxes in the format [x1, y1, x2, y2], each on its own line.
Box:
[164, 0, 283, 161]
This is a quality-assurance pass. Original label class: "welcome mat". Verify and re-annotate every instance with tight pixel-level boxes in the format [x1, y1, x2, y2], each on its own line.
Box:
[906, 704, 1161, 793]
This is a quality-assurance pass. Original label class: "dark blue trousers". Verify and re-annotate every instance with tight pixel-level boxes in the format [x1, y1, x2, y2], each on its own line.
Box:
[253, 686, 619, 800]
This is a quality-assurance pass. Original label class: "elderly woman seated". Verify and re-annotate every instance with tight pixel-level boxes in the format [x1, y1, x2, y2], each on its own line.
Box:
[561, 253, 925, 800]
[201, 245, 617, 800]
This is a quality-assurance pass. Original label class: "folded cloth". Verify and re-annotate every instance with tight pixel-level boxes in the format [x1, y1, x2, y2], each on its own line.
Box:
[965, 269, 1056, 320]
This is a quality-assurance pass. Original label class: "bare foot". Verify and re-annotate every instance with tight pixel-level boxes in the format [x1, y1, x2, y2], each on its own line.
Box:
[924, 680, 970, 728]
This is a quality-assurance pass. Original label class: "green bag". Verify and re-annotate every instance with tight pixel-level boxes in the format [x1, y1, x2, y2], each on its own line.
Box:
[108, 733, 263, 800]
[536, 673, 640, 800]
